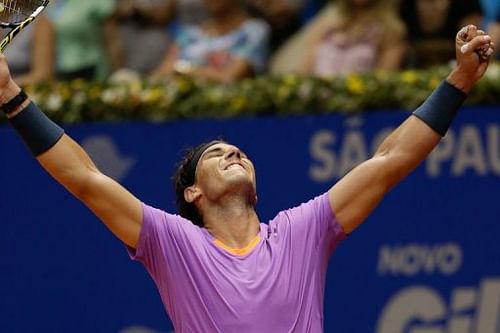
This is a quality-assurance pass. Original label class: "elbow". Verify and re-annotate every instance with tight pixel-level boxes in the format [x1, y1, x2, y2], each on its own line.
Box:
[62, 166, 103, 201]
[370, 152, 412, 191]
[79, 168, 104, 201]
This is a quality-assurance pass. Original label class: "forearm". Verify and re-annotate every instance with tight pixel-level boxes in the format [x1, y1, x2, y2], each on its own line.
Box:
[4, 88, 142, 247]
[1, 57, 143, 247]
[375, 75, 469, 185]
[8, 110, 141, 246]
[331, 93, 457, 234]
[2, 78, 99, 197]
[39, 135, 142, 248]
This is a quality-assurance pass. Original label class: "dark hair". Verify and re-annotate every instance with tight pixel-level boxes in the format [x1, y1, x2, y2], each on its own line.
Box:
[172, 140, 225, 227]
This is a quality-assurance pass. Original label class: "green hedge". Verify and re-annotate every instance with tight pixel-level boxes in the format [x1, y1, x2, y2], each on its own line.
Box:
[5, 63, 500, 124]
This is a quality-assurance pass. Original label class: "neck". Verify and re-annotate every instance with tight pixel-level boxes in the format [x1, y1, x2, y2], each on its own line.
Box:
[202, 195, 260, 249]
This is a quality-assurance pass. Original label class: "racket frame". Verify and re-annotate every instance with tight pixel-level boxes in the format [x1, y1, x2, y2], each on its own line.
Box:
[0, 0, 49, 51]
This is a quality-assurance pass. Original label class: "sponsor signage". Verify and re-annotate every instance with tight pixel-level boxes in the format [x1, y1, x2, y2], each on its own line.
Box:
[1, 107, 499, 332]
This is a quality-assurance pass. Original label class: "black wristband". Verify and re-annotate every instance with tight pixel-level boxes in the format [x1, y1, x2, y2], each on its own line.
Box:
[413, 81, 467, 136]
[2, 90, 28, 114]
[9, 102, 65, 156]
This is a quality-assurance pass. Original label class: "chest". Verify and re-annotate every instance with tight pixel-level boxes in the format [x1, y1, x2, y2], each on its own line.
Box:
[166, 234, 321, 308]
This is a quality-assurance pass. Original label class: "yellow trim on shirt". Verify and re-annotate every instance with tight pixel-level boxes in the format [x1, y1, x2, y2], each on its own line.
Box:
[213, 235, 262, 256]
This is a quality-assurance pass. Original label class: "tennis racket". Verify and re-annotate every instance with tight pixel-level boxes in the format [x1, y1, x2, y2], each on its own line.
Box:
[0, 0, 49, 52]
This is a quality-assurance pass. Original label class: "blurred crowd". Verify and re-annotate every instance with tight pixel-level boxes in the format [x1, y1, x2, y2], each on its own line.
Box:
[5, 0, 500, 86]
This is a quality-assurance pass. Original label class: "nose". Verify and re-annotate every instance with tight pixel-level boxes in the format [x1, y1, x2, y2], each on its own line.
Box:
[226, 147, 242, 160]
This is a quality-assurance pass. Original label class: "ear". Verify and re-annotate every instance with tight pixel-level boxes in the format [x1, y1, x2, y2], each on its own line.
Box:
[184, 185, 202, 203]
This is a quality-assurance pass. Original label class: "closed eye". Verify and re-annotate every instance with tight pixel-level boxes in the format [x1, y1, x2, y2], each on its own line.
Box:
[203, 147, 225, 159]
[205, 152, 224, 159]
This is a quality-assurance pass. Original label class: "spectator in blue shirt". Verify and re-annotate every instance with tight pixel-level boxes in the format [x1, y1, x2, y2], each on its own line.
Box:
[152, 0, 270, 83]
[480, 0, 500, 57]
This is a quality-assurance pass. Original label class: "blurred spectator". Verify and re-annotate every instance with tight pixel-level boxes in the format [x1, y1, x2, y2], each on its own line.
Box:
[480, 0, 499, 29]
[110, 0, 211, 78]
[272, 0, 406, 76]
[5, 14, 55, 86]
[175, 0, 208, 25]
[109, 0, 175, 74]
[244, 0, 306, 51]
[270, 2, 335, 74]
[400, 0, 483, 68]
[300, 0, 329, 23]
[152, 0, 270, 83]
[481, 0, 500, 58]
[47, 0, 117, 81]
[490, 18, 500, 58]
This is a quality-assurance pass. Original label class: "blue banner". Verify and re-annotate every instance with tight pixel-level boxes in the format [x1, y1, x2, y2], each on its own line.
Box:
[1, 107, 499, 332]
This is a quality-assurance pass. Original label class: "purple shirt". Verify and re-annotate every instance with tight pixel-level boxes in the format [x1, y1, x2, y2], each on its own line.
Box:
[129, 193, 346, 332]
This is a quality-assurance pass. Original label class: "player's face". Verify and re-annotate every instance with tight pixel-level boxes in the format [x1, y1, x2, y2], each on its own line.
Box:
[194, 143, 257, 203]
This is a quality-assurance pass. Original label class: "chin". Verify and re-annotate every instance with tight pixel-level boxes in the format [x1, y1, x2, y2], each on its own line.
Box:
[226, 175, 254, 189]
[226, 176, 257, 198]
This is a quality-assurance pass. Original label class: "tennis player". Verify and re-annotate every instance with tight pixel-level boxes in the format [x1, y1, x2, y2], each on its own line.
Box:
[1, 25, 494, 332]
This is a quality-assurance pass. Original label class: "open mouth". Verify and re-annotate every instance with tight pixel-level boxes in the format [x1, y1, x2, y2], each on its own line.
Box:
[225, 163, 244, 171]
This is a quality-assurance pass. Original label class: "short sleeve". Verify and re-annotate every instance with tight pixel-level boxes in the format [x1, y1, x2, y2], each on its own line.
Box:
[127, 203, 202, 280]
[273, 193, 346, 254]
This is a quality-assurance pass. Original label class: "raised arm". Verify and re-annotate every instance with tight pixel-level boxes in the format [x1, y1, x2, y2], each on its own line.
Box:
[329, 26, 495, 234]
[1, 56, 142, 248]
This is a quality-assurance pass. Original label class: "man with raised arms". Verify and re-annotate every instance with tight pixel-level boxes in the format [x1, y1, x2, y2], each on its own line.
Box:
[1, 25, 495, 332]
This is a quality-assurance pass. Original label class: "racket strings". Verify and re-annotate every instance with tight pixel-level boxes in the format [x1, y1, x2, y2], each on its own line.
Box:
[0, 0, 44, 23]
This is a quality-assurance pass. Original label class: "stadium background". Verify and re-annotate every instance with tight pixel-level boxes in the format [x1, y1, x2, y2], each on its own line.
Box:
[1, 106, 499, 332]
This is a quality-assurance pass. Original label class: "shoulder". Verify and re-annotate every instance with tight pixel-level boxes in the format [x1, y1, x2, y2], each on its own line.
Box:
[268, 193, 346, 248]
[270, 193, 333, 226]
[141, 203, 202, 237]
